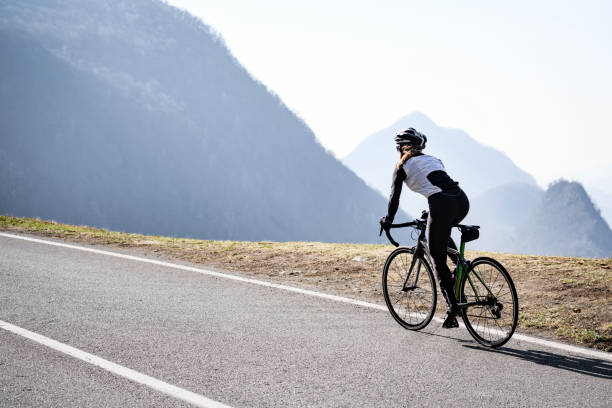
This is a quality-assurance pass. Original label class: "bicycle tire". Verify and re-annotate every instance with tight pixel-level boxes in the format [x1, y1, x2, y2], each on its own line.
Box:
[382, 247, 437, 330]
[460, 257, 518, 347]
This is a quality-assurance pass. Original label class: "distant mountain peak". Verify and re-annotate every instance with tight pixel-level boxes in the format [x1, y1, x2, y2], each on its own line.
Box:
[393, 111, 437, 128]
[546, 179, 591, 204]
[515, 179, 612, 257]
[343, 112, 537, 215]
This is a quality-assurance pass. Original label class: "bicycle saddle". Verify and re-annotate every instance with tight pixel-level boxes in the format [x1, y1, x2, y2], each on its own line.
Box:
[457, 224, 480, 242]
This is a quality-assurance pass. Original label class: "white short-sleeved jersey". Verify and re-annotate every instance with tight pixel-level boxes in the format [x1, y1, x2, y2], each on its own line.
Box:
[401, 154, 446, 198]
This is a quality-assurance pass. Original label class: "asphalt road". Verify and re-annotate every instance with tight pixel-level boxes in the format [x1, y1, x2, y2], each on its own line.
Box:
[1, 233, 610, 407]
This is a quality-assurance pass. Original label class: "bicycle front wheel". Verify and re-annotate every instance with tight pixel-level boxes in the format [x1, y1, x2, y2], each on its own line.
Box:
[382, 247, 437, 330]
[460, 257, 518, 347]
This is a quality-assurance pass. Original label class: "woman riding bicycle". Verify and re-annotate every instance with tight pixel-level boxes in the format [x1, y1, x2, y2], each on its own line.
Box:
[380, 128, 469, 329]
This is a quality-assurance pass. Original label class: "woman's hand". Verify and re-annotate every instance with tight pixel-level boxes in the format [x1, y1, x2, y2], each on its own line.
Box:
[397, 150, 411, 170]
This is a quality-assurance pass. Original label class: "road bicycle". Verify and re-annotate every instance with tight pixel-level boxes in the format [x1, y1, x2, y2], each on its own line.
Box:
[379, 211, 518, 347]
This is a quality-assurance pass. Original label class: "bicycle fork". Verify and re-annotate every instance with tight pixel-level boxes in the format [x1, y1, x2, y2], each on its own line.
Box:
[401, 248, 422, 292]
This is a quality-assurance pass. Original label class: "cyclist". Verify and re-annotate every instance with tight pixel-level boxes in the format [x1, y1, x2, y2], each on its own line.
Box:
[380, 128, 469, 328]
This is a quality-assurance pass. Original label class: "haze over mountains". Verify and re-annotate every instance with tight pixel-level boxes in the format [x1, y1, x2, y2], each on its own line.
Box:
[1, 1, 609, 257]
[344, 112, 537, 217]
[579, 166, 612, 229]
[0, 0, 405, 243]
[515, 180, 612, 258]
[344, 114, 612, 258]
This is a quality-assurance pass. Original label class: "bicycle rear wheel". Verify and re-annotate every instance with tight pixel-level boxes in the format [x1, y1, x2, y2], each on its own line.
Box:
[382, 247, 437, 330]
[460, 257, 518, 347]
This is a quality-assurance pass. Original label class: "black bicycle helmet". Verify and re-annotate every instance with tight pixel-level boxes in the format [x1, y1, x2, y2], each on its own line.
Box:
[394, 128, 427, 150]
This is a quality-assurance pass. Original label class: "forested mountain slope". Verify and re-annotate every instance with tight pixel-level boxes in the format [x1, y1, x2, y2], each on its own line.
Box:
[0, 0, 402, 242]
[514, 180, 612, 258]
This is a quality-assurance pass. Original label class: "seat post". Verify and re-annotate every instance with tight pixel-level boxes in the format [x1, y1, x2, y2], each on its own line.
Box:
[454, 239, 467, 299]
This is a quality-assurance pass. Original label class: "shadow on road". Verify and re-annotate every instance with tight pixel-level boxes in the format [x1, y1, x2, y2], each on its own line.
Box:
[388, 322, 610, 379]
[462, 345, 612, 380]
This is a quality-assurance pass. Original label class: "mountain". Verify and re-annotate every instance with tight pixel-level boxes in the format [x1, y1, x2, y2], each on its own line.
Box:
[586, 186, 612, 229]
[343, 113, 612, 257]
[513, 180, 612, 258]
[343, 112, 537, 217]
[465, 182, 544, 251]
[454, 180, 611, 257]
[578, 164, 612, 228]
[445, 179, 612, 258]
[0, 0, 404, 243]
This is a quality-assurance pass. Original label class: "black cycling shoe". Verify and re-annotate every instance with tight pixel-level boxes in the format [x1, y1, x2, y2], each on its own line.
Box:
[442, 313, 459, 329]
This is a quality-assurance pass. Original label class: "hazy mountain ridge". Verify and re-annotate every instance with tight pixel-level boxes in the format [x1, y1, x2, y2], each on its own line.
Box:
[513, 180, 612, 258]
[468, 180, 612, 257]
[1, 0, 404, 243]
[343, 112, 537, 218]
[465, 182, 544, 251]
[344, 113, 612, 257]
[581, 165, 612, 229]
[587, 187, 612, 229]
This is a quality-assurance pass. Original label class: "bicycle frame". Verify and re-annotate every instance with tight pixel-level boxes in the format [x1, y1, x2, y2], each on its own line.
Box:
[449, 241, 495, 309]
[406, 228, 495, 310]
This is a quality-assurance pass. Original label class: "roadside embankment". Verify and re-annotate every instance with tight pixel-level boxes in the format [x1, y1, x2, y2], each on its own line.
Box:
[1, 216, 610, 351]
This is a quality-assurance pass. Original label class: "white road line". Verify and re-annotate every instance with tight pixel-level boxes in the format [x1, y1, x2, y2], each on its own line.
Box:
[1, 231, 611, 362]
[0, 232, 387, 311]
[0, 319, 232, 408]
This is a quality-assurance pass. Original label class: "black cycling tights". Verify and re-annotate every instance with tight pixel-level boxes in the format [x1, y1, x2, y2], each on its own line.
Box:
[427, 187, 469, 311]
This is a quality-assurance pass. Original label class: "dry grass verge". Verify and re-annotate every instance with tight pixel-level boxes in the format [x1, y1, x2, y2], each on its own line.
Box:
[1, 216, 610, 351]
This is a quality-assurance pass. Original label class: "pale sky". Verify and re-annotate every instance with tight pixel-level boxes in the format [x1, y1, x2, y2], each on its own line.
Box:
[166, 0, 611, 187]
